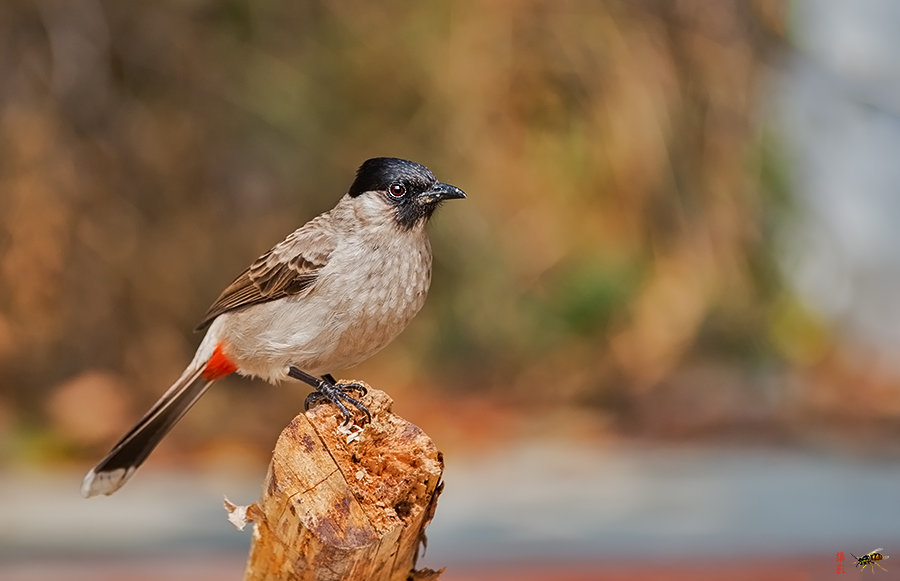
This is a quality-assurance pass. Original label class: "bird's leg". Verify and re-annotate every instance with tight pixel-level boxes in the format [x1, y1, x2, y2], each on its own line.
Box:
[287, 366, 371, 425]
[321, 374, 368, 397]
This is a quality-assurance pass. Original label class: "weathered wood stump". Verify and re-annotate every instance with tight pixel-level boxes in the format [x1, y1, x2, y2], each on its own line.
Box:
[232, 384, 444, 581]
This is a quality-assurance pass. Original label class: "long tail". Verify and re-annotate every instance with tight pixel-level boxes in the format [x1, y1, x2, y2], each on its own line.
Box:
[81, 366, 215, 497]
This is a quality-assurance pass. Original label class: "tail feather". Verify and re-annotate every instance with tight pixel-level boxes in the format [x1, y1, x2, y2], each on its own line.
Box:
[81, 366, 214, 498]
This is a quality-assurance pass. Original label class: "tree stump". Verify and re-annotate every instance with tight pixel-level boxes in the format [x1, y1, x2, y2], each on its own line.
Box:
[232, 384, 444, 581]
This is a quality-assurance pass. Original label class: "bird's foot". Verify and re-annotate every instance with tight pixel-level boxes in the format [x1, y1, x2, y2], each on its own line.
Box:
[288, 367, 371, 426]
[305, 379, 371, 426]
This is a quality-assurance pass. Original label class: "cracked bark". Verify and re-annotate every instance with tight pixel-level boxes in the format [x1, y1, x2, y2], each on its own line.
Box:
[238, 384, 445, 581]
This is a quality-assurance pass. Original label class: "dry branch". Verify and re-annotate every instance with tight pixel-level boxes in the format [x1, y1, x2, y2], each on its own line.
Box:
[232, 384, 444, 581]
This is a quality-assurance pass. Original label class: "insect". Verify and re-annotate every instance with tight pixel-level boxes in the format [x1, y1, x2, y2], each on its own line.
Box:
[850, 548, 889, 574]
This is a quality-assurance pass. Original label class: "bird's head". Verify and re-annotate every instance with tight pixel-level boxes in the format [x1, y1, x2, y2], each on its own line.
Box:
[348, 157, 466, 230]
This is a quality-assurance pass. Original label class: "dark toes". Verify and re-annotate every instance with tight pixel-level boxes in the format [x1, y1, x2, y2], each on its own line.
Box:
[304, 391, 326, 411]
[305, 378, 371, 425]
[340, 381, 367, 397]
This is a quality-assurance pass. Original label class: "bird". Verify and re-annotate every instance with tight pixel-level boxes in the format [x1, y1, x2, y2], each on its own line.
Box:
[81, 157, 466, 498]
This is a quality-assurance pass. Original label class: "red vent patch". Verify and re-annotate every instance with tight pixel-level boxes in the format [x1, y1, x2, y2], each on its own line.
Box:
[202, 344, 238, 381]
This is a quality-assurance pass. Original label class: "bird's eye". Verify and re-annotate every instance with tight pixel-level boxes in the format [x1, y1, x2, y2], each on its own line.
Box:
[389, 183, 406, 198]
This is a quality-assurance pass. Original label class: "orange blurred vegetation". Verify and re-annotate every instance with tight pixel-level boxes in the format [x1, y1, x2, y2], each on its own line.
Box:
[0, 1, 880, 464]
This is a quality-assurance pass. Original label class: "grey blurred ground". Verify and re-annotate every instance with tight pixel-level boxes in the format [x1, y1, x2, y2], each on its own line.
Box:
[2, 442, 897, 580]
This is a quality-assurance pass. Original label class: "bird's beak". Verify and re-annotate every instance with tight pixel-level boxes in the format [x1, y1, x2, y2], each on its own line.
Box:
[417, 182, 467, 205]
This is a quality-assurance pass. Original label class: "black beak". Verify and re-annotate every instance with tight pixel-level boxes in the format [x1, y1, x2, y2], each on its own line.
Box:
[417, 182, 467, 205]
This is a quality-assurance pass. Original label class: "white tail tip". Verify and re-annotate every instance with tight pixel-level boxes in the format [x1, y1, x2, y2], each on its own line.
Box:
[81, 467, 134, 498]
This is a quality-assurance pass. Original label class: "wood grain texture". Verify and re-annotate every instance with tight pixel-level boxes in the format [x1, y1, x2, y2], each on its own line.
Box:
[242, 384, 444, 581]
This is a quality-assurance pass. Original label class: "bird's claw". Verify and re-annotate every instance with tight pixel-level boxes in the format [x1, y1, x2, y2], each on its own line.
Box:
[305, 378, 372, 426]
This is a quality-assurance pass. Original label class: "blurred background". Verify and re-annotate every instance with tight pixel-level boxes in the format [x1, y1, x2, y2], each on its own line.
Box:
[2, 0, 899, 579]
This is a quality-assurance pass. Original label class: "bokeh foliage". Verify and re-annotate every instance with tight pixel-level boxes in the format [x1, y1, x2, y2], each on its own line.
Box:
[0, 1, 807, 458]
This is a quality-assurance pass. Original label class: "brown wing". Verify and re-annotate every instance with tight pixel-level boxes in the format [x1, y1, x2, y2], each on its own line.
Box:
[195, 215, 336, 330]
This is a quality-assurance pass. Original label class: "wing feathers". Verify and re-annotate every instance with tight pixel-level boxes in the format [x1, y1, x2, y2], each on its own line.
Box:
[195, 215, 336, 330]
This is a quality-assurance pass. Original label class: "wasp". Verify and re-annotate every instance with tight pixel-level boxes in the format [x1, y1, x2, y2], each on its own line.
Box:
[851, 548, 889, 574]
